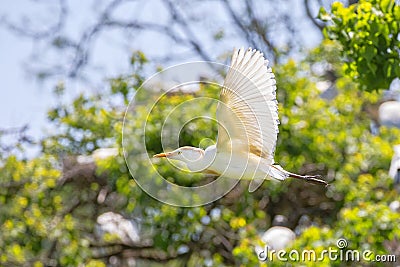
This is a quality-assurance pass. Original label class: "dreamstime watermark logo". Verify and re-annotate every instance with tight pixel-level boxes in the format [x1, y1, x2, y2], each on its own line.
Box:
[256, 238, 397, 263]
[122, 61, 267, 207]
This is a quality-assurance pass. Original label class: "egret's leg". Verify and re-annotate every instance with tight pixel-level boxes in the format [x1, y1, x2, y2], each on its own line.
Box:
[288, 172, 329, 187]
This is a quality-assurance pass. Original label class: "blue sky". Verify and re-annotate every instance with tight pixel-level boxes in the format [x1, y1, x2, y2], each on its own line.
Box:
[0, 0, 322, 157]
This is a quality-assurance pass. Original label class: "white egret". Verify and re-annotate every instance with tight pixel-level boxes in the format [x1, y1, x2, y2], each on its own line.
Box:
[154, 48, 327, 191]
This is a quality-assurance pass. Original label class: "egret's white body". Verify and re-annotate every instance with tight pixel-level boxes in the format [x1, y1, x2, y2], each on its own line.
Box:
[183, 145, 287, 186]
[155, 48, 327, 191]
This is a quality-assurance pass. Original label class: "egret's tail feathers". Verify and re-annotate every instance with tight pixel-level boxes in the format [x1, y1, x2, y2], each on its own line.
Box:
[270, 164, 290, 181]
[248, 164, 288, 192]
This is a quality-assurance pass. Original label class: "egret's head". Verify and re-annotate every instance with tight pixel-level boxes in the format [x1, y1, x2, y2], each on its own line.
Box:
[153, 146, 204, 162]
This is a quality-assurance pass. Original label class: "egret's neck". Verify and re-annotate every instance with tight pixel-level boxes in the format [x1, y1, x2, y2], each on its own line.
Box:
[185, 145, 216, 172]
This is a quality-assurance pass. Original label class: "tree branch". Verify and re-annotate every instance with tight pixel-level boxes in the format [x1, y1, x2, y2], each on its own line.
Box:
[304, 0, 325, 31]
[163, 0, 213, 62]
[1, 0, 67, 40]
[221, 0, 258, 49]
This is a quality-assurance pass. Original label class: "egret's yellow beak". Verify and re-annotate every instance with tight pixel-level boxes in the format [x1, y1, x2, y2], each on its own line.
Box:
[153, 152, 169, 158]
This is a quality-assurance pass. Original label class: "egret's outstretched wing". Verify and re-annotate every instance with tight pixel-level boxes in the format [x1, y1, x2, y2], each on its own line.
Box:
[216, 47, 279, 160]
[216, 48, 279, 192]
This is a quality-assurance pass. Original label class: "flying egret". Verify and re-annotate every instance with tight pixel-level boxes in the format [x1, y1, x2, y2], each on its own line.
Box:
[154, 48, 328, 192]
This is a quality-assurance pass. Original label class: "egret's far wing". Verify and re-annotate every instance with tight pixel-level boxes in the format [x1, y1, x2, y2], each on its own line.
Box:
[216, 48, 279, 190]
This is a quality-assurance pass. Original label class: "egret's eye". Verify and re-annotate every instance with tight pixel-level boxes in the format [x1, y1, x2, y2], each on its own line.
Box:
[178, 151, 182, 155]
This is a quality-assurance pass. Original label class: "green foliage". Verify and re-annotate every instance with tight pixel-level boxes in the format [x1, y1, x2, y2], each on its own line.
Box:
[0, 156, 94, 266]
[319, 0, 400, 91]
[275, 41, 400, 266]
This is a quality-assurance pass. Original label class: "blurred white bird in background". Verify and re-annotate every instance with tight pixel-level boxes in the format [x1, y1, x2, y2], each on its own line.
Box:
[154, 48, 327, 192]
[379, 101, 400, 128]
[95, 212, 140, 246]
[364, 99, 400, 134]
[389, 144, 400, 185]
[261, 226, 296, 251]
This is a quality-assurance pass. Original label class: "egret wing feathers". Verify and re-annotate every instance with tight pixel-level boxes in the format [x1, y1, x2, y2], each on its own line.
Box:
[216, 47, 279, 161]
[216, 48, 281, 191]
